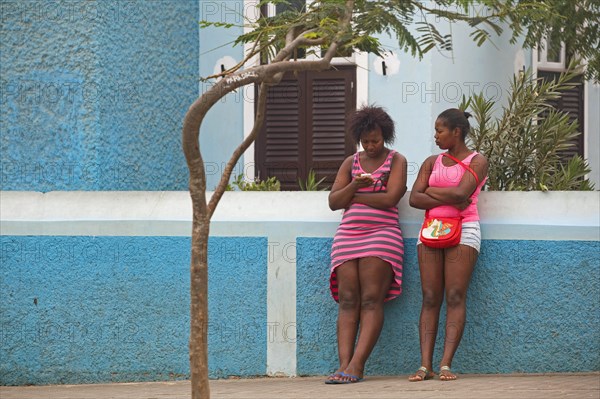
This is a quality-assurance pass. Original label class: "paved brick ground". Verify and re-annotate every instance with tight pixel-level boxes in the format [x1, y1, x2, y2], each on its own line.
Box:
[2, 373, 599, 399]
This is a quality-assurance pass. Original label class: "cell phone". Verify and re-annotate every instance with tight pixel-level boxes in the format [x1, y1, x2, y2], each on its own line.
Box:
[360, 173, 372, 178]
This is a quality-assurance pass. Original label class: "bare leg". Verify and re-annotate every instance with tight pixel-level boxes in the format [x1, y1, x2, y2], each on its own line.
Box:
[328, 260, 360, 381]
[339, 257, 393, 382]
[439, 244, 478, 381]
[409, 244, 444, 382]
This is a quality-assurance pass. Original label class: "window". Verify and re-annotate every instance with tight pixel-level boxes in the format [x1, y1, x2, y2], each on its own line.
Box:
[537, 32, 566, 72]
[260, 0, 307, 60]
[250, 0, 363, 189]
[537, 71, 584, 161]
[536, 30, 584, 162]
[255, 66, 356, 190]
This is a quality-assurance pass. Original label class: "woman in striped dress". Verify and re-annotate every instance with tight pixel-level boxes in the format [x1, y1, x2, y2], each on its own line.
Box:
[326, 106, 407, 384]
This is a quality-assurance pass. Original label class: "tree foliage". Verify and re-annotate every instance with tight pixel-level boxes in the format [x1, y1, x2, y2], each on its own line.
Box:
[202, 1, 599, 83]
[506, 0, 600, 83]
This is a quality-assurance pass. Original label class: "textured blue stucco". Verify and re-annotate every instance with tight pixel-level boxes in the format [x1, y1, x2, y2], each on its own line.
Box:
[296, 237, 600, 375]
[1, 1, 199, 190]
[0, 236, 267, 385]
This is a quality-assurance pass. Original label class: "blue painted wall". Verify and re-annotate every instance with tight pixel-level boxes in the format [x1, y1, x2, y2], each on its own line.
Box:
[369, 17, 527, 189]
[1, 1, 199, 190]
[368, 32, 433, 186]
[198, 0, 246, 191]
[296, 237, 600, 375]
[1, 233, 598, 384]
[0, 236, 267, 385]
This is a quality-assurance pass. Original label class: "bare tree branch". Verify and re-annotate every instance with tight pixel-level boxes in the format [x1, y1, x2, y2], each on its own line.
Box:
[285, 27, 296, 46]
[202, 32, 272, 81]
[208, 83, 269, 217]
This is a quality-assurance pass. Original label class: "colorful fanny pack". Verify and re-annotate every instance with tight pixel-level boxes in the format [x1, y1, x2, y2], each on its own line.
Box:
[420, 153, 480, 249]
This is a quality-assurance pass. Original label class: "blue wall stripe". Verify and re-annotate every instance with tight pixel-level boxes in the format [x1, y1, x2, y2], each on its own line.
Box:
[0, 236, 267, 385]
[296, 237, 600, 375]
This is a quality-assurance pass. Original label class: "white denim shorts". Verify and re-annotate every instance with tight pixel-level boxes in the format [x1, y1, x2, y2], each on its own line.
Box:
[417, 221, 481, 252]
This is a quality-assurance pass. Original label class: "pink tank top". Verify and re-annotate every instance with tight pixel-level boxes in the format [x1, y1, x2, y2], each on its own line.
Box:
[427, 152, 487, 222]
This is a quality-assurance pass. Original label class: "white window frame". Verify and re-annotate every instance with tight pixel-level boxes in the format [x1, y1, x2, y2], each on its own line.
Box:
[536, 35, 566, 72]
[257, 0, 357, 66]
[242, 0, 367, 181]
[532, 36, 592, 183]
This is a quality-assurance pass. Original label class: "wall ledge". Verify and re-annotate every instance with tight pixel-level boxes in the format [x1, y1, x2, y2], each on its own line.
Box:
[1, 191, 598, 240]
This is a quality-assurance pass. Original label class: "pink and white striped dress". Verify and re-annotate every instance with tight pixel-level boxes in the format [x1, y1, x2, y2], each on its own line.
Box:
[330, 150, 404, 302]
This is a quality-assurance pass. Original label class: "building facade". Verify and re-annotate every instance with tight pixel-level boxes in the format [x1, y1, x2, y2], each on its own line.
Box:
[1, 0, 599, 385]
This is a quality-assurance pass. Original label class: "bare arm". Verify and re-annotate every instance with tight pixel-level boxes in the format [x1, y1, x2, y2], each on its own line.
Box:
[409, 155, 448, 210]
[352, 152, 408, 209]
[424, 154, 488, 203]
[328, 155, 373, 210]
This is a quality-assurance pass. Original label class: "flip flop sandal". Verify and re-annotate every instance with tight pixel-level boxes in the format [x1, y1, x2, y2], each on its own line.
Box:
[324, 372, 344, 384]
[336, 372, 363, 384]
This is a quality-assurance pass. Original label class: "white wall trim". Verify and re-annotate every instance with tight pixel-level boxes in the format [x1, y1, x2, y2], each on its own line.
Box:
[584, 79, 589, 163]
[242, 0, 261, 182]
[2, 191, 598, 241]
[355, 51, 369, 108]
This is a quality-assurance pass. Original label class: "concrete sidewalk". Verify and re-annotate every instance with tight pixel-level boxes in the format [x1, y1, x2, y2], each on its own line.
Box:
[1, 373, 599, 399]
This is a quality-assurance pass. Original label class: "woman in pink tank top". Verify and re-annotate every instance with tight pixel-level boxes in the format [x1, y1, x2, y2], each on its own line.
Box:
[408, 108, 488, 382]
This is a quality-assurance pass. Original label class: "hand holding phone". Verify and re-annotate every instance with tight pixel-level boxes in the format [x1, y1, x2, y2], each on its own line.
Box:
[355, 173, 374, 188]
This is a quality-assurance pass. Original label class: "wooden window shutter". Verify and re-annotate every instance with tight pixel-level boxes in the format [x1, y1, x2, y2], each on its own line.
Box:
[256, 73, 306, 190]
[537, 71, 584, 162]
[306, 67, 356, 188]
[256, 66, 356, 190]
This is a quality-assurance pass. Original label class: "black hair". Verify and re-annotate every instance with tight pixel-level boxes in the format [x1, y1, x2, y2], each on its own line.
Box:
[437, 108, 472, 140]
[349, 105, 396, 144]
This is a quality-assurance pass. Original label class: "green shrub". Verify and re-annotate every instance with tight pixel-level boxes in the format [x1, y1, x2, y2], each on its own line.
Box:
[226, 173, 281, 191]
[461, 64, 594, 191]
[298, 169, 329, 191]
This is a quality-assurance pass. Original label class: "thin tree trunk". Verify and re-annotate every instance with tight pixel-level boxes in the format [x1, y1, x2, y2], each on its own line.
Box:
[182, 79, 276, 399]
[182, 3, 354, 397]
[189, 214, 210, 399]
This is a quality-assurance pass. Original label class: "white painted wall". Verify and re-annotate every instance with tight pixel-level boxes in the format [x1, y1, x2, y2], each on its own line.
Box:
[2, 191, 598, 239]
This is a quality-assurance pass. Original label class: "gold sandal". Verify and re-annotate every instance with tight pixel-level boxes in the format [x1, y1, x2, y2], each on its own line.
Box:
[439, 365, 457, 381]
[408, 366, 434, 382]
